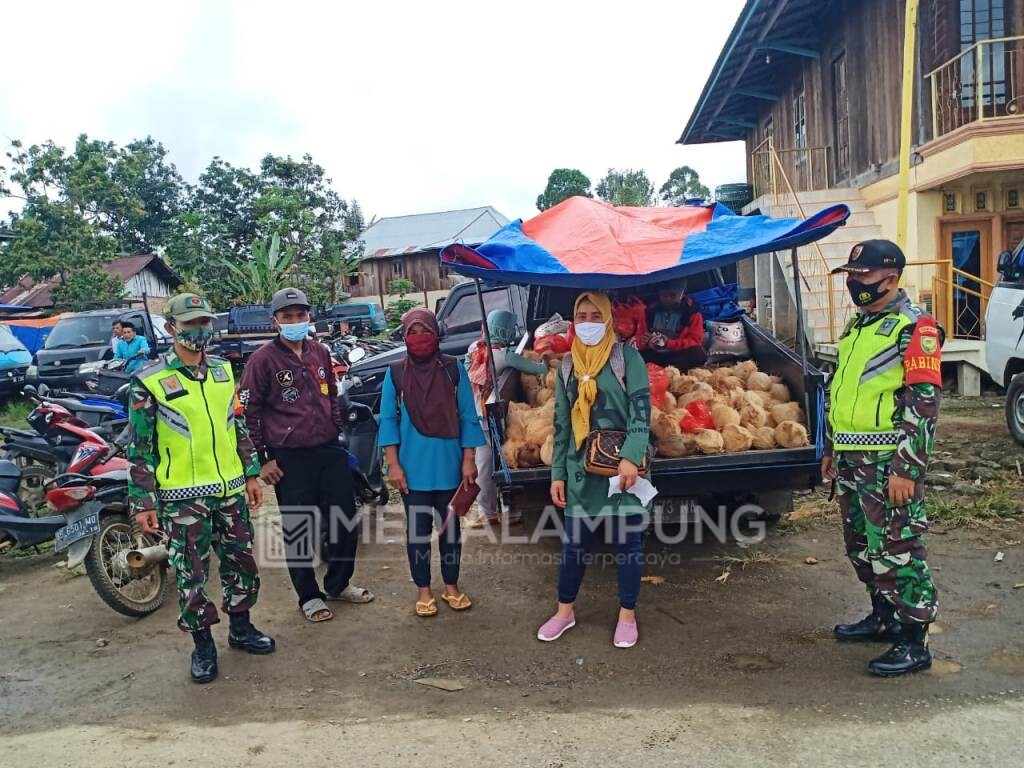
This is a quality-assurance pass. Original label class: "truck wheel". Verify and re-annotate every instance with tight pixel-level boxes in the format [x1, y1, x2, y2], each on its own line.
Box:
[85, 513, 168, 618]
[1006, 374, 1024, 446]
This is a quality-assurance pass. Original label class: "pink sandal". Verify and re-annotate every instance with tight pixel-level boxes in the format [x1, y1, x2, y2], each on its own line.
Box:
[537, 613, 576, 642]
[613, 620, 638, 648]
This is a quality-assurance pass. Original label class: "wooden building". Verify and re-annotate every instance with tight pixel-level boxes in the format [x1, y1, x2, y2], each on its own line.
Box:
[350, 207, 510, 300]
[682, 0, 1024, 358]
[0, 254, 182, 313]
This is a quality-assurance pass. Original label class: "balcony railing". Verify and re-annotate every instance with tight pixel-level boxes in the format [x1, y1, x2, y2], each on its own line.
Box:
[928, 35, 1024, 140]
[751, 138, 832, 199]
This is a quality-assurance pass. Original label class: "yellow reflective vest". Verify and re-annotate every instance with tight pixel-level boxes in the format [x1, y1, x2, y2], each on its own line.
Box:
[137, 358, 246, 502]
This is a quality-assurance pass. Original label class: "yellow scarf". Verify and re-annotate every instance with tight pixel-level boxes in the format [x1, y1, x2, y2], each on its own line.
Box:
[570, 291, 615, 449]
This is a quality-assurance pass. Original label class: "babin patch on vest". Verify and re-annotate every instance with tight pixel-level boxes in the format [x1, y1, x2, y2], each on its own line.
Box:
[281, 386, 300, 403]
[921, 336, 938, 354]
[876, 317, 900, 336]
[159, 374, 186, 399]
[211, 366, 230, 382]
[276, 370, 294, 387]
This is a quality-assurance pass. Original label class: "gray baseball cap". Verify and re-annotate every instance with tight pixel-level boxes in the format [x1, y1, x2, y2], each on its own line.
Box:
[270, 287, 310, 313]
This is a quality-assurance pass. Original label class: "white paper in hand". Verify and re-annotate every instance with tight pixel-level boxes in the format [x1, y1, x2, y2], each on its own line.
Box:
[607, 475, 659, 506]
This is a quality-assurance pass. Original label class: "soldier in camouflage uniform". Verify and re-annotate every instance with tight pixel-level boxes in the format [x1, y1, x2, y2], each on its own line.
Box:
[128, 293, 275, 684]
[822, 240, 942, 677]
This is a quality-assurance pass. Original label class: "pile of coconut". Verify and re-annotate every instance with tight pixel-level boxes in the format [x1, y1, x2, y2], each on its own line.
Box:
[500, 355, 810, 469]
[502, 352, 563, 469]
[651, 360, 809, 457]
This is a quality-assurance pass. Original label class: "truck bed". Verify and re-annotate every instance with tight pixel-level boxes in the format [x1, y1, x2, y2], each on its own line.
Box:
[491, 317, 824, 499]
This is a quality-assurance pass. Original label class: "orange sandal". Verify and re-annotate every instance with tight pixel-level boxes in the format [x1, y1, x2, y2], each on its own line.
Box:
[415, 597, 438, 617]
[440, 592, 473, 611]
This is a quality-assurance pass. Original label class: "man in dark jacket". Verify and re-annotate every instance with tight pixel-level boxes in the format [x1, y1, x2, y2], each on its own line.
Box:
[239, 287, 373, 623]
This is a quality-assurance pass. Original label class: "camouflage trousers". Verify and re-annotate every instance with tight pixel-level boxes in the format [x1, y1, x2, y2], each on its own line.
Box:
[161, 493, 260, 633]
[837, 454, 937, 624]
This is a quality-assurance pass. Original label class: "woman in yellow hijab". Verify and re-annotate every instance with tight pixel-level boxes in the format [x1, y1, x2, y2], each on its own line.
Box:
[539, 291, 652, 649]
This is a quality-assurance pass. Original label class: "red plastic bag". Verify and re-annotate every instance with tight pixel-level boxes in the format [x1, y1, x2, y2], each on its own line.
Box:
[612, 297, 647, 342]
[646, 363, 669, 410]
[679, 400, 713, 433]
[535, 333, 570, 355]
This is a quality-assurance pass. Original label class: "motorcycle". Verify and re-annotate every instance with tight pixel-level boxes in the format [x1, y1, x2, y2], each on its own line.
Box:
[33, 382, 130, 425]
[0, 393, 131, 510]
[0, 459, 168, 617]
[338, 360, 388, 506]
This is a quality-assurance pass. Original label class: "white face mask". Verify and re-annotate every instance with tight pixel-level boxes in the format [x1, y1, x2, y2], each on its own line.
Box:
[575, 322, 607, 347]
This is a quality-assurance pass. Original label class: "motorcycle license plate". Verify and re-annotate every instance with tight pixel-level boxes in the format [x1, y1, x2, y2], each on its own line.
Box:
[54, 511, 99, 552]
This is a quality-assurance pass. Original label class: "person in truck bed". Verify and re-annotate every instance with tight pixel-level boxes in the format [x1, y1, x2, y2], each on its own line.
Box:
[637, 279, 707, 370]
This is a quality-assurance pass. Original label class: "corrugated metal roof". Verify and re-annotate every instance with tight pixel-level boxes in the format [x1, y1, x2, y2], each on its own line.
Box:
[360, 206, 510, 260]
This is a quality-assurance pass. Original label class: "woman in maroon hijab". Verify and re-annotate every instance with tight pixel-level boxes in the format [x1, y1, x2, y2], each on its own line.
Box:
[379, 309, 486, 616]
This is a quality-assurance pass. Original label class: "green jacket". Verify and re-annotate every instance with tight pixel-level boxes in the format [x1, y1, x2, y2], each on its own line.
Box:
[551, 344, 651, 517]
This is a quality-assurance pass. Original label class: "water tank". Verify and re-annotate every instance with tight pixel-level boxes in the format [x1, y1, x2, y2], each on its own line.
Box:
[714, 183, 754, 214]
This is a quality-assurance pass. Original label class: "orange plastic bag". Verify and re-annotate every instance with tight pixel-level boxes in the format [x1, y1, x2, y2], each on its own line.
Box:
[646, 363, 669, 410]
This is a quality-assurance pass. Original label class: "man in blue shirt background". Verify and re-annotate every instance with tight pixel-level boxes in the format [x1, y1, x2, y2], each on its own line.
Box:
[114, 321, 151, 374]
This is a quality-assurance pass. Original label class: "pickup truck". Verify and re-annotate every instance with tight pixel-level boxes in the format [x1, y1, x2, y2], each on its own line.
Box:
[322, 302, 388, 337]
[984, 237, 1024, 443]
[345, 275, 824, 521]
[219, 304, 276, 366]
[34, 307, 170, 390]
[345, 281, 530, 410]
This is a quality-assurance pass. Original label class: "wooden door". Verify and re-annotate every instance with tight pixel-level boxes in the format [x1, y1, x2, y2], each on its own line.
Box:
[832, 53, 851, 182]
[1005, 218, 1024, 253]
[939, 220, 992, 339]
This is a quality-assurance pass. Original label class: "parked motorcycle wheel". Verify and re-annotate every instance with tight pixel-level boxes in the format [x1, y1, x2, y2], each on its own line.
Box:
[18, 464, 56, 515]
[85, 513, 167, 617]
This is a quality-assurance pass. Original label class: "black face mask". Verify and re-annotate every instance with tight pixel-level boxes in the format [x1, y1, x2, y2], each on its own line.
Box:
[847, 277, 893, 307]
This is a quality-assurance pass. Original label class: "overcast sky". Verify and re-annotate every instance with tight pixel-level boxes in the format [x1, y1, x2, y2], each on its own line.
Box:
[1, 0, 747, 223]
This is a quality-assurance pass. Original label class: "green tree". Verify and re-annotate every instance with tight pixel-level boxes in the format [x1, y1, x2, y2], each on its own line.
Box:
[222, 233, 295, 304]
[51, 266, 126, 311]
[659, 165, 711, 206]
[385, 278, 419, 328]
[595, 168, 656, 207]
[536, 168, 592, 211]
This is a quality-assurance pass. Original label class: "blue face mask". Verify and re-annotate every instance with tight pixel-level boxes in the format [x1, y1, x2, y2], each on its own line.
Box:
[279, 321, 309, 342]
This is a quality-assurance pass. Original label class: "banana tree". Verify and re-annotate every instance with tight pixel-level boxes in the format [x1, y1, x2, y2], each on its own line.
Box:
[223, 232, 294, 304]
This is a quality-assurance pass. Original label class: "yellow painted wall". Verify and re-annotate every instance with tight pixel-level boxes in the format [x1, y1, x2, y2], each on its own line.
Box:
[863, 189, 942, 304]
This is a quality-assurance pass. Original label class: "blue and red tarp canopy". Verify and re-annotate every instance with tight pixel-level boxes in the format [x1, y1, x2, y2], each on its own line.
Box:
[441, 196, 850, 289]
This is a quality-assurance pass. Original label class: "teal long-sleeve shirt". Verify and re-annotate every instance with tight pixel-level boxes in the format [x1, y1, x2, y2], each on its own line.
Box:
[378, 364, 486, 491]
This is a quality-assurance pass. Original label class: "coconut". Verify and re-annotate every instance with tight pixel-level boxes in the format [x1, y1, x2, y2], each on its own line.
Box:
[768, 382, 791, 403]
[739, 403, 768, 430]
[770, 402, 805, 425]
[751, 426, 777, 450]
[732, 359, 758, 382]
[693, 428, 725, 454]
[540, 434, 554, 465]
[670, 374, 699, 396]
[690, 367, 714, 383]
[775, 420, 810, 448]
[516, 443, 543, 467]
[677, 382, 715, 409]
[711, 403, 741, 429]
[657, 432, 698, 458]
[721, 423, 754, 452]
[502, 439, 522, 469]
[746, 371, 773, 392]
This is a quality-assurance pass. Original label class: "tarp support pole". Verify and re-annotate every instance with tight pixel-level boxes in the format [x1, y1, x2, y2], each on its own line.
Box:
[474, 278, 506, 517]
[790, 247, 812, 422]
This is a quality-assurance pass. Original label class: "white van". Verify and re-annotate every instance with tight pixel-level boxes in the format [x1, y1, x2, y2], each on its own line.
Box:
[984, 238, 1024, 444]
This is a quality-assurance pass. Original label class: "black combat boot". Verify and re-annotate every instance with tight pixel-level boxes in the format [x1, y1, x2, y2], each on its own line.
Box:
[228, 611, 276, 655]
[833, 594, 901, 642]
[191, 628, 218, 684]
[868, 623, 932, 677]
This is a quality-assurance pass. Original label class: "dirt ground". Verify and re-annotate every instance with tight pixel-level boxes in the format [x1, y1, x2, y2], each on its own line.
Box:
[2, 396, 1023, 767]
